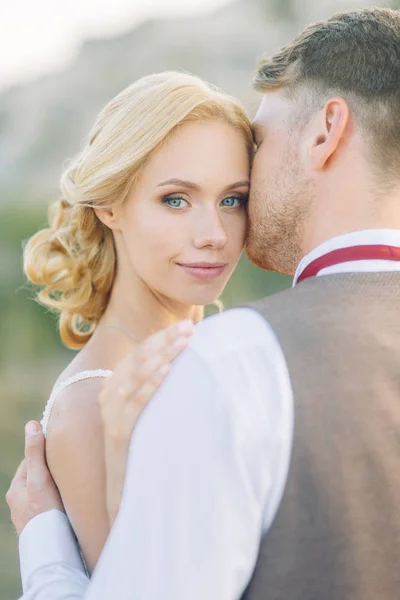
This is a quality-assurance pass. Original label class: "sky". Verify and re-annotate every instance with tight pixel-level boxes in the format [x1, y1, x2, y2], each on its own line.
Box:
[0, 0, 233, 91]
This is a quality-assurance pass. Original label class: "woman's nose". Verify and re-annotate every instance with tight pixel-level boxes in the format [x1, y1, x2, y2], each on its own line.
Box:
[193, 211, 228, 250]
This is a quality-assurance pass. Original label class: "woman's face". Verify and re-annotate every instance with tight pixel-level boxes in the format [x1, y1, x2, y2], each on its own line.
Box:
[115, 120, 250, 307]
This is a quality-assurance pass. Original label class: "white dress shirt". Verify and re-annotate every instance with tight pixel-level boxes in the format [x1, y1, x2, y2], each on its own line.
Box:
[19, 307, 294, 600]
[18, 228, 400, 600]
[293, 228, 400, 284]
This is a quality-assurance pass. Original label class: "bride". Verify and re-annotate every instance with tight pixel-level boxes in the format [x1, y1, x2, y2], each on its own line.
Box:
[24, 71, 254, 573]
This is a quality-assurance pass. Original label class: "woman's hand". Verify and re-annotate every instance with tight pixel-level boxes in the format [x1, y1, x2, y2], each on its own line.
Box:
[98, 319, 194, 525]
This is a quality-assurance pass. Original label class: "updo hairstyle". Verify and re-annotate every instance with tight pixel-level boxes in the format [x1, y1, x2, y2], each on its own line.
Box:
[24, 72, 253, 349]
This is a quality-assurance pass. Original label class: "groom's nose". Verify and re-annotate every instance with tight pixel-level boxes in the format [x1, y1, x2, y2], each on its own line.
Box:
[192, 209, 227, 250]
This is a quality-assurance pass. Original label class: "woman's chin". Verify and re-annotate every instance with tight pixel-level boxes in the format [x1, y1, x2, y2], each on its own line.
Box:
[175, 286, 226, 308]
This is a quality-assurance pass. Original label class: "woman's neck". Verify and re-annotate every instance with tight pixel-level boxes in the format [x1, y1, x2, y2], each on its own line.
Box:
[98, 275, 204, 342]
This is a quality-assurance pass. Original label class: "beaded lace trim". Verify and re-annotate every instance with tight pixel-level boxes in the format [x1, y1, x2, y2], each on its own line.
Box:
[41, 369, 113, 438]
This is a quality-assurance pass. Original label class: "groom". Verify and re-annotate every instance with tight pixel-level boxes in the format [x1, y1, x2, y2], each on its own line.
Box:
[7, 7, 400, 599]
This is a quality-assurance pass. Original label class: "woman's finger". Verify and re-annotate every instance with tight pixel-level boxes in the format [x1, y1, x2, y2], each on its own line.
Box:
[103, 319, 193, 392]
[104, 345, 176, 414]
[104, 361, 172, 438]
[125, 363, 171, 414]
[98, 320, 193, 415]
[125, 335, 189, 391]
[138, 319, 193, 359]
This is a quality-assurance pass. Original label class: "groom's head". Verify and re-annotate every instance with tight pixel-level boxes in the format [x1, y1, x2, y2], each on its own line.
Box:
[247, 7, 400, 275]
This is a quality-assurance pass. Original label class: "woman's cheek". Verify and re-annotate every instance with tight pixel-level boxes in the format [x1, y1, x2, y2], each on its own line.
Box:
[228, 213, 247, 254]
[145, 219, 185, 260]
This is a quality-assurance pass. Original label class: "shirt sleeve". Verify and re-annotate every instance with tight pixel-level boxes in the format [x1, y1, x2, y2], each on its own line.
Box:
[18, 510, 89, 599]
[19, 308, 293, 600]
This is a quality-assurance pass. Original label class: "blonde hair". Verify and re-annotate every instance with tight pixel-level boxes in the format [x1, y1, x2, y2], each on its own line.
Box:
[24, 72, 253, 349]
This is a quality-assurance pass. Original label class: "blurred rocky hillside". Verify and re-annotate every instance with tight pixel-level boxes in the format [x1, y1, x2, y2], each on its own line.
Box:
[0, 0, 384, 207]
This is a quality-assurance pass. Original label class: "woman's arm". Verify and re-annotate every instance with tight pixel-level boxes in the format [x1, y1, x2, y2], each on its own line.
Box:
[46, 378, 110, 574]
[45, 319, 194, 571]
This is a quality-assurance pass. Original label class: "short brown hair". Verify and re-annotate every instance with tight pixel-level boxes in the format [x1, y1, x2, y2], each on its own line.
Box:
[253, 8, 400, 179]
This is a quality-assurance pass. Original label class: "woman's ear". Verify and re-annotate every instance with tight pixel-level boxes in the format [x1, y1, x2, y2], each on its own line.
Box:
[93, 206, 122, 231]
[308, 97, 350, 171]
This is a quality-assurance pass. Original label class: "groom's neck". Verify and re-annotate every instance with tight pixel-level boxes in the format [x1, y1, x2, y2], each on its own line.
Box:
[302, 180, 400, 257]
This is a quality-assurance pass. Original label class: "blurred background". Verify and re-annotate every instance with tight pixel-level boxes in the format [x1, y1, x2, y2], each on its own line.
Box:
[0, 0, 398, 596]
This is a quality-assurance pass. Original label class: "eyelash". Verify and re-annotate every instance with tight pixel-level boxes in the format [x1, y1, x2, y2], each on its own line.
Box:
[161, 195, 248, 209]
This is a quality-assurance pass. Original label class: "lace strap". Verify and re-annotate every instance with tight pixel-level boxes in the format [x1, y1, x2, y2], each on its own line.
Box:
[41, 369, 113, 438]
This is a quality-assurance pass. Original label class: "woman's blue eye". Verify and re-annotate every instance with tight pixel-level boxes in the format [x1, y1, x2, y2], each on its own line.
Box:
[220, 196, 247, 208]
[163, 196, 189, 209]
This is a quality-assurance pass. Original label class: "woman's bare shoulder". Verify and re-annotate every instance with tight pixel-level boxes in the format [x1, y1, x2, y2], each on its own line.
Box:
[45, 377, 107, 514]
[45, 327, 130, 445]
[52, 337, 111, 389]
[47, 376, 105, 443]
[46, 332, 116, 431]
[44, 374, 110, 574]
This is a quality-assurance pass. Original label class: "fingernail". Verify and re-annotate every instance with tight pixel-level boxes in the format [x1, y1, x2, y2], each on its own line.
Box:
[158, 364, 171, 376]
[176, 320, 194, 335]
[25, 422, 39, 437]
[172, 337, 189, 350]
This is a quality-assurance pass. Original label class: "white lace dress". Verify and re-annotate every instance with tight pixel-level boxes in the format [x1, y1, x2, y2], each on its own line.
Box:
[41, 369, 113, 438]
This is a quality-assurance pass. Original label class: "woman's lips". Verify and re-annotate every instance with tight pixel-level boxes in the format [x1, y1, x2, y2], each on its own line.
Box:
[176, 263, 227, 280]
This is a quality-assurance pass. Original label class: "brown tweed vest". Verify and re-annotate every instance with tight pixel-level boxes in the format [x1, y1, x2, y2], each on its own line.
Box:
[242, 272, 400, 600]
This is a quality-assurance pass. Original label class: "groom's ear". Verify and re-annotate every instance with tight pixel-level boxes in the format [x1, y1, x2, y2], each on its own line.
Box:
[308, 97, 350, 171]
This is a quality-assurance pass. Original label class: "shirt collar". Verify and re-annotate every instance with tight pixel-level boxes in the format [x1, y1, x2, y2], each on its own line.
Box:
[293, 229, 400, 286]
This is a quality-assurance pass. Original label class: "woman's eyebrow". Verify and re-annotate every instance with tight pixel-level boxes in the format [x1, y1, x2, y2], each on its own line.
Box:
[157, 179, 201, 191]
[157, 178, 250, 193]
[222, 180, 250, 193]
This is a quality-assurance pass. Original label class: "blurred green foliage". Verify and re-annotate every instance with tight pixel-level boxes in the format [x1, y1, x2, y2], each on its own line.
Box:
[0, 204, 75, 598]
